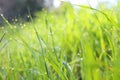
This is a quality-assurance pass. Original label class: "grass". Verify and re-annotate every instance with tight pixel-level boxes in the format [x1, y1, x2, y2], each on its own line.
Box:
[0, 2, 120, 80]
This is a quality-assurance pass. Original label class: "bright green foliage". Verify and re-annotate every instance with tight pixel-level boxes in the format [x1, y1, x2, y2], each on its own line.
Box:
[0, 2, 120, 80]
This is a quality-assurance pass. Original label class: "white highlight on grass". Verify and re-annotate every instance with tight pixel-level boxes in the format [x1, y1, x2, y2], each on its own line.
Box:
[69, 0, 117, 7]
[53, 0, 61, 8]
[54, 0, 118, 8]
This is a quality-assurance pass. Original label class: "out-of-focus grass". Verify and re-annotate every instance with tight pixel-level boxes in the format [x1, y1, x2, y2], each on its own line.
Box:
[0, 2, 120, 80]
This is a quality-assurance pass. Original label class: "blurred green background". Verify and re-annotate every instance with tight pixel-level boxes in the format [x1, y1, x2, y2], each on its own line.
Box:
[0, 1, 120, 80]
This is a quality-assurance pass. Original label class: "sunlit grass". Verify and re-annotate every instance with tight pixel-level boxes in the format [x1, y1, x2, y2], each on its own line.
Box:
[0, 2, 120, 80]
